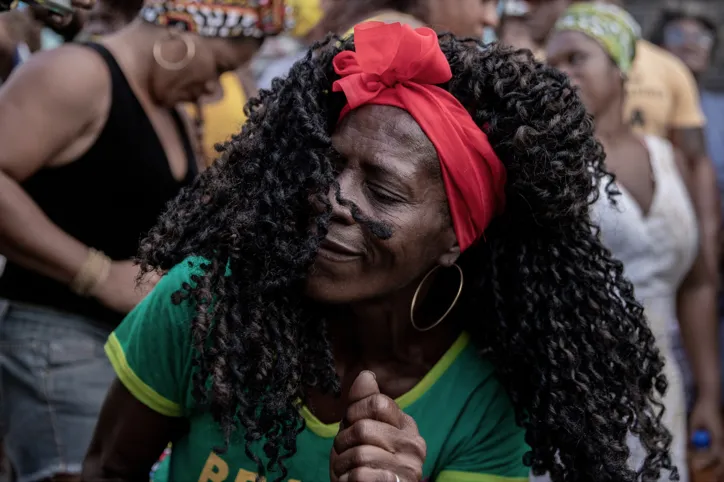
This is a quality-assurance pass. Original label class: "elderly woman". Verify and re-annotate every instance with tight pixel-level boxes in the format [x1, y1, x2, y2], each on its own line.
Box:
[84, 22, 675, 482]
[548, 4, 723, 481]
[0, 1, 287, 481]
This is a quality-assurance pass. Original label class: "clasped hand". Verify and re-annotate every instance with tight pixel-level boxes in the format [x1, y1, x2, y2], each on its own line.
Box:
[330, 371, 427, 482]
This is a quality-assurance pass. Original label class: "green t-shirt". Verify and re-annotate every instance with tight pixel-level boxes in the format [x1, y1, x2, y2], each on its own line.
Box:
[106, 258, 529, 482]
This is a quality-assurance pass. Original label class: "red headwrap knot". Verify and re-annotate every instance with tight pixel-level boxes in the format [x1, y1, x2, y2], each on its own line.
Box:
[332, 21, 506, 252]
[333, 22, 452, 107]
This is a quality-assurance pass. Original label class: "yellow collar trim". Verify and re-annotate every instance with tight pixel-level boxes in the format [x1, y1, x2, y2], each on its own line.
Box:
[300, 332, 471, 438]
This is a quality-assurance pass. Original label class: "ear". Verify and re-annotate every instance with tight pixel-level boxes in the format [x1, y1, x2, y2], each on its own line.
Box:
[437, 239, 461, 268]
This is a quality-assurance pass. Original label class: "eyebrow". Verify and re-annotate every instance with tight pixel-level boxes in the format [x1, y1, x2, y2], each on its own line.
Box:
[366, 156, 407, 182]
[365, 153, 418, 195]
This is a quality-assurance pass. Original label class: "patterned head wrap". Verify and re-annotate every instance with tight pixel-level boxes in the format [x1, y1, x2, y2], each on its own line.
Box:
[140, 0, 294, 38]
[554, 2, 641, 74]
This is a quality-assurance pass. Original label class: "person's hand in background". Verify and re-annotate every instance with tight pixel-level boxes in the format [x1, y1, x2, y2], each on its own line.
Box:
[29, 0, 94, 39]
[689, 397, 724, 480]
[89, 260, 161, 314]
[0, 8, 41, 79]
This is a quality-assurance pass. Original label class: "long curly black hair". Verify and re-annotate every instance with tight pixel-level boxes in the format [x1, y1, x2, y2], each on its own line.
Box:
[138, 33, 675, 482]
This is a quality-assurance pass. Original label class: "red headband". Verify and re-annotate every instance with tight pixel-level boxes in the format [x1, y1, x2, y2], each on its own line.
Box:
[332, 21, 506, 252]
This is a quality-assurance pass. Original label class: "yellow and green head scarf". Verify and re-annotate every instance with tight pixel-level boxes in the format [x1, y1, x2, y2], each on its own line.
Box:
[554, 2, 641, 74]
[140, 0, 295, 38]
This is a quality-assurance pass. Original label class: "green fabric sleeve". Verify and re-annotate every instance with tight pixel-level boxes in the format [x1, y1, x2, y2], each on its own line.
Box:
[105, 258, 206, 417]
[437, 381, 529, 482]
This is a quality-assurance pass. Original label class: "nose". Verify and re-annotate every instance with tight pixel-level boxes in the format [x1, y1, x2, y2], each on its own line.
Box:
[327, 172, 356, 225]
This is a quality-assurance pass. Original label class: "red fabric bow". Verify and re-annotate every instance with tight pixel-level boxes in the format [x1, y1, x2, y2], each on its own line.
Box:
[332, 21, 506, 252]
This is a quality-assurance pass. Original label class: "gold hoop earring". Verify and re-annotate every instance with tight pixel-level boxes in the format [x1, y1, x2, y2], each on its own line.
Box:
[410, 263, 463, 332]
[153, 34, 196, 71]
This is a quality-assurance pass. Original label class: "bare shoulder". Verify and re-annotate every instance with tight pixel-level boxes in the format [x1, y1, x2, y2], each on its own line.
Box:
[647, 135, 692, 190]
[0, 44, 112, 178]
[2, 43, 111, 114]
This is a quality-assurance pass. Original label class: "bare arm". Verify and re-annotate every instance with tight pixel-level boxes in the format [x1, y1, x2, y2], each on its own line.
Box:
[675, 146, 721, 404]
[678, 241, 721, 404]
[671, 127, 722, 283]
[82, 379, 188, 482]
[0, 45, 108, 284]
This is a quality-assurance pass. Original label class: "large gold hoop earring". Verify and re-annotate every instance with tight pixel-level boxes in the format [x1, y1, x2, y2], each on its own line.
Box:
[153, 34, 196, 71]
[410, 263, 463, 332]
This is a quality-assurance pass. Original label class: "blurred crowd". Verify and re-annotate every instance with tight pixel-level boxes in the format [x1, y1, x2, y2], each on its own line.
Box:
[0, 0, 722, 481]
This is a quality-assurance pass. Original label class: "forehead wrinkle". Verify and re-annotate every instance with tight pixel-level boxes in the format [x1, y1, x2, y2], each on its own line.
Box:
[368, 134, 440, 183]
[379, 109, 432, 153]
[379, 113, 441, 180]
[335, 105, 442, 180]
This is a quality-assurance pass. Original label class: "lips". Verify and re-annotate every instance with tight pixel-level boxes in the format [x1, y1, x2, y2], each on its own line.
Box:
[317, 237, 363, 262]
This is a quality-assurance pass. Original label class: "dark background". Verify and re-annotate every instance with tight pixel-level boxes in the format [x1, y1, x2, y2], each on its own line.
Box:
[626, 0, 723, 91]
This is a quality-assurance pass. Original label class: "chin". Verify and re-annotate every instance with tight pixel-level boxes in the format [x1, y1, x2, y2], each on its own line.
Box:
[305, 270, 355, 304]
[305, 261, 380, 304]
[305, 283, 348, 304]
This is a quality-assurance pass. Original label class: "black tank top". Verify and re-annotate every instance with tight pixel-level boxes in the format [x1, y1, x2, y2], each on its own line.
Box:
[0, 43, 197, 325]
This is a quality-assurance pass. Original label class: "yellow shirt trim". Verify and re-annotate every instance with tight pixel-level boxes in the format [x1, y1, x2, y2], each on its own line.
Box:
[300, 332, 471, 438]
[437, 472, 528, 482]
[105, 333, 184, 417]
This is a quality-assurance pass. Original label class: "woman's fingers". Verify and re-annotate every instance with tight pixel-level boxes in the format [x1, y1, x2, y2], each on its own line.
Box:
[344, 393, 406, 429]
[338, 467, 400, 482]
[332, 444, 394, 476]
[334, 419, 426, 459]
[331, 444, 422, 482]
[332, 372, 425, 482]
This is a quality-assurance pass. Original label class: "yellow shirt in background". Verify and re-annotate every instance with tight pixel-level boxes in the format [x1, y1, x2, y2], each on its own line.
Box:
[625, 40, 705, 138]
[186, 72, 250, 166]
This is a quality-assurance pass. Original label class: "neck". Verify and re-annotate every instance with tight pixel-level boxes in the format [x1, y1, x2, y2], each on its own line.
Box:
[327, 278, 460, 365]
[329, 286, 418, 359]
[102, 21, 158, 101]
[594, 95, 628, 142]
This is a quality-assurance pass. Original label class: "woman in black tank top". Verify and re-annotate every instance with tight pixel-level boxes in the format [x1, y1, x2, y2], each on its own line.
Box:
[0, 2, 289, 481]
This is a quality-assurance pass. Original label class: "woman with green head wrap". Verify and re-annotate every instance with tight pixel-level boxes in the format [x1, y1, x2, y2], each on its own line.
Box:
[545, 3, 724, 481]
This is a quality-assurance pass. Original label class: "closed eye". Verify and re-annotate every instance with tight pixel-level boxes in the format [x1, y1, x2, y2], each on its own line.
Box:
[366, 182, 403, 204]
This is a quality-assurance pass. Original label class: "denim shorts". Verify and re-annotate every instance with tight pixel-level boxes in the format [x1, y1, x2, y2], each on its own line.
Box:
[0, 299, 114, 482]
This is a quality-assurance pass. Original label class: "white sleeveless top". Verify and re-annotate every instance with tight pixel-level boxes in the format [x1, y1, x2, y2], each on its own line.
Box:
[590, 135, 696, 481]
[591, 135, 698, 345]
